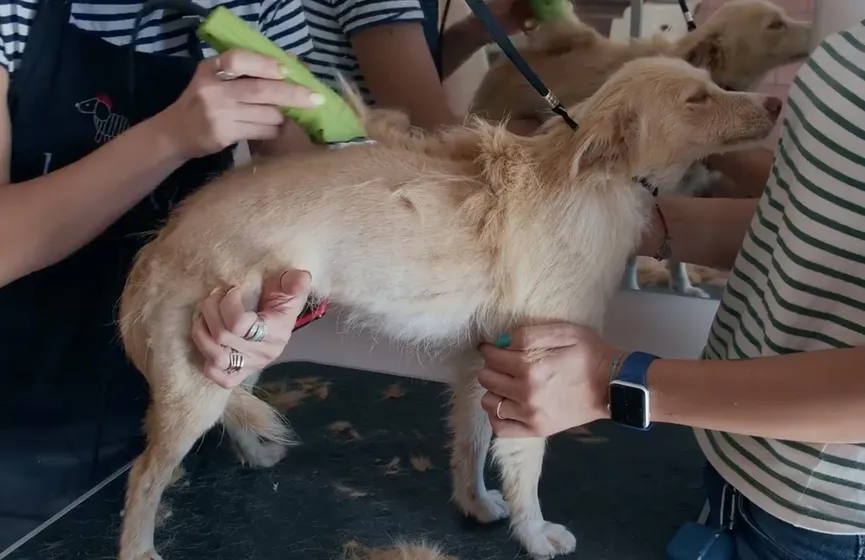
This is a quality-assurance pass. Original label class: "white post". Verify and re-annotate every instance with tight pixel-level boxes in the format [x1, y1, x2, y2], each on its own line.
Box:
[811, 0, 865, 49]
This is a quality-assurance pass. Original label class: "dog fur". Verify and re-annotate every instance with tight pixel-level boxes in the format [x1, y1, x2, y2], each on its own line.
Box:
[116, 57, 780, 560]
[472, 0, 808, 298]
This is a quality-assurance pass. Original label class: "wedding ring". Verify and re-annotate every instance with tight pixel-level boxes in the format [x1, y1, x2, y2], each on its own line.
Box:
[225, 348, 245, 374]
[214, 55, 236, 81]
[243, 315, 268, 343]
[496, 398, 507, 421]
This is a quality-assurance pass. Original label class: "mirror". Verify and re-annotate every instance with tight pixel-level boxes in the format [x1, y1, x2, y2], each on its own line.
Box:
[473, 0, 809, 301]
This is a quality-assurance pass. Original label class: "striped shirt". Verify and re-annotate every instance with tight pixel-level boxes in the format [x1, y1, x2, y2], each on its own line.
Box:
[300, 0, 424, 99]
[0, 0, 314, 73]
[696, 21, 865, 535]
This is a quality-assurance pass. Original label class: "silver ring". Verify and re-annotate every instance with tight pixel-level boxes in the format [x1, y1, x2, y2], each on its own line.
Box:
[214, 55, 236, 81]
[225, 348, 245, 374]
[243, 315, 268, 342]
[496, 398, 507, 421]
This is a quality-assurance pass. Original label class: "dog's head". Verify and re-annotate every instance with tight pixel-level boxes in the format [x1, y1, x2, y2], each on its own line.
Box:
[564, 56, 780, 194]
[678, 0, 811, 90]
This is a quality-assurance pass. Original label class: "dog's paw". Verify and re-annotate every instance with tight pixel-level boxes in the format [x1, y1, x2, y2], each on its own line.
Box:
[239, 440, 288, 469]
[120, 550, 163, 560]
[456, 489, 510, 523]
[518, 521, 577, 559]
[681, 285, 711, 299]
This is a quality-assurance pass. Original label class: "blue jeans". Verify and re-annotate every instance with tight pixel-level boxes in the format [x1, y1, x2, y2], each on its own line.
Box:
[704, 464, 865, 560]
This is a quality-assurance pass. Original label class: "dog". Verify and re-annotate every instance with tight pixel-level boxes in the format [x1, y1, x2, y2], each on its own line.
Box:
[472, 0, 809, 298]
[115, 56, 781, 560]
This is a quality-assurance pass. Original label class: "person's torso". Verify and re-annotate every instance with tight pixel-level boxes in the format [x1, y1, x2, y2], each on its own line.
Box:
[299, 0, 424, 103]
[696, 20, 865, 535]
[0, 0, 304, 524]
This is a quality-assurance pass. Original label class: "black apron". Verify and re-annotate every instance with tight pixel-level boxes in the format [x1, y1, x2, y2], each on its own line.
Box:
[0, 0, 234, 532]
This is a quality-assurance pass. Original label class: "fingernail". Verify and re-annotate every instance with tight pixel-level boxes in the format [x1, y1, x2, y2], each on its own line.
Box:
[209, 287, 221, 296]
[309, 92, 326, 106]
[225, 286, 238, 296]
[279, 64, 291, 79]
[494, 333, 511, 348]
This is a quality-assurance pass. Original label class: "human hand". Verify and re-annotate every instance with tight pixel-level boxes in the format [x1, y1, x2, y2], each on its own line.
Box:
[191, 269, 312, 389]
[477, 323, 621, 437]
[249, 120, 321, 158]
[157, 49, 324, 160]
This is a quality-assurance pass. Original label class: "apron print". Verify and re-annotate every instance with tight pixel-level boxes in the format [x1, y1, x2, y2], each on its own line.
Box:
[75, 94, 130, 144]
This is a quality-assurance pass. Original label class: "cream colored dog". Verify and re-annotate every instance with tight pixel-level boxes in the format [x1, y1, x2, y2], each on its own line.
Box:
[116, 56, 781, 560]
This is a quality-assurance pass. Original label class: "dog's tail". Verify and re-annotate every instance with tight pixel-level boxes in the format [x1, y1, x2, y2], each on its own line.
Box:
[224, 386, 297, 445]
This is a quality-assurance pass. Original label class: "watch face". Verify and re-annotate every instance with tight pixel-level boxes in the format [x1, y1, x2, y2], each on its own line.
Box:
[609, 382, 649, 429]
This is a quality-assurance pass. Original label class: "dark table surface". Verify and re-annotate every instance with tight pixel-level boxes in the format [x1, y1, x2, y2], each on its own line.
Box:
[3, 362, 706, 560]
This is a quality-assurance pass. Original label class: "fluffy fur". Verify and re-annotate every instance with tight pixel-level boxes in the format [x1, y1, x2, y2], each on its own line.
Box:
[472, 0, 809, 298]
[342, 540, 456, 560]
[116, 57, 780, 560]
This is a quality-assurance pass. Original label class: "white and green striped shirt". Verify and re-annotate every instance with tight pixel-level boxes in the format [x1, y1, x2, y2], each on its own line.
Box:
[695, 21, 865, 535]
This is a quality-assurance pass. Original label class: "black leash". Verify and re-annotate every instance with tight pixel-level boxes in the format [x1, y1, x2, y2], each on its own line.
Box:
[462, 0, 579, 131]
[677, 0, 697, 31]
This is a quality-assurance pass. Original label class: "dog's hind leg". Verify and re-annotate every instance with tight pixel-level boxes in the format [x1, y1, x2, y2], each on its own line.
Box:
[492, 437, 576, 559]
[223, 371, 294, 468]
[449, 370, 509, 523]
[621, 255, 641, 291]
[667, 258, 710, 298]
[118, 383, 230, 560]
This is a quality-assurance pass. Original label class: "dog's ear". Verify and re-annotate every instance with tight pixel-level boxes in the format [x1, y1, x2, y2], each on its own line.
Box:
[684, 32, 724, 73]
[571, 108, 636, 174]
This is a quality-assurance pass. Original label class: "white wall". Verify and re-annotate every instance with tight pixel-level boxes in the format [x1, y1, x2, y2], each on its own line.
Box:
[811, 0, 865, 49]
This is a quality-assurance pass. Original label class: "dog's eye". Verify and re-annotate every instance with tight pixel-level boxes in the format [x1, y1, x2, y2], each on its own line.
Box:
[686, 91, 710, 104]
[767, 20, 786, 30]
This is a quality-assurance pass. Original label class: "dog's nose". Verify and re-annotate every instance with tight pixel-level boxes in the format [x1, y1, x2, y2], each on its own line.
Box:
[764, 96, 783, 120]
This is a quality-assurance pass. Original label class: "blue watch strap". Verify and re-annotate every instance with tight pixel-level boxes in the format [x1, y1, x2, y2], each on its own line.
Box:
[613, 350, 658, 388]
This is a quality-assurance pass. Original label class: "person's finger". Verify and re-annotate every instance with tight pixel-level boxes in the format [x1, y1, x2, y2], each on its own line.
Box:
[229, 122, 282, 143]
[191, 315, 227, 365]
[257, 269, 312, 325]
[480, 390, 529, 424]
[232, 104, 286, 126]
[217, 287, 258, 338]
[492, 323, 590, 351]
[477, 366, 525, 402]
[208, 49, 290, 81]
[223, 78, 324, 109]
[477, 344, 533, 379]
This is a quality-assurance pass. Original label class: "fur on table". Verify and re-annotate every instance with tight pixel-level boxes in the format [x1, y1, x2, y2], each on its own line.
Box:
[636, 256, 729, 289]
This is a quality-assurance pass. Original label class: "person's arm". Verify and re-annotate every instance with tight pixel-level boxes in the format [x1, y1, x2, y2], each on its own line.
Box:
[0, 67, 186, 288]
[637, 196, 757, 270]
[351, 22, 460, 130]
[706, 146, 774, 198]
[437, 18, 490, 80]
[648, 347, 865, 444]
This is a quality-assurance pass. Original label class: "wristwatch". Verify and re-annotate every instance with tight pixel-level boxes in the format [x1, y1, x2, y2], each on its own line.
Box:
[608, 351, 658, 431]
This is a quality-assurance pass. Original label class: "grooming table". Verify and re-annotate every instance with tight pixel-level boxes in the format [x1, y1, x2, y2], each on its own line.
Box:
[0, 290, 718, 560]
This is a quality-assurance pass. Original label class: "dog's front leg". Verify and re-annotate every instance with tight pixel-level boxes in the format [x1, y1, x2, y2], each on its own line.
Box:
[492, 437, 576, 559]
[449, 370, 509, 523]
[666, 258, 710, 299]
[621, 256, 641, 291]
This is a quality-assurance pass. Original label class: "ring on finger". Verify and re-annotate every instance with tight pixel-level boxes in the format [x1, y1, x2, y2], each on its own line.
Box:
[243, 314, 268, 343]
[225, 348, 246, 374]
[496, 397, 508, 421]
[214, 55, 237, 81]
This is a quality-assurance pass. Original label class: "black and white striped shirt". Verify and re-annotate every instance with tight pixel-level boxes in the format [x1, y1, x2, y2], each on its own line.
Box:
[697, 20, 865, 535]
[0, 0, 314, 73]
